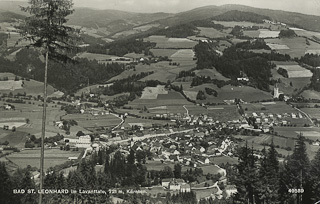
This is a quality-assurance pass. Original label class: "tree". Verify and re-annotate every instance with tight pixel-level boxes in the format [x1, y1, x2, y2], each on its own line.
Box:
[280, 133, 312, 204]
[0, 162, 13, 204]
[174, 163, 182, 179]
[19, 1, 77, 203]
[310, 148, 320, 203]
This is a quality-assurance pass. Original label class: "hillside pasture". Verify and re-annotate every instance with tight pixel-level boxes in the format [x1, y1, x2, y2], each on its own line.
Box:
[271, 69, 310, 95]
[243, 30, 260, 38]
[184, 84, 272, 103]
[170, 49, 195, 59]
[276, 64, 313, 78]
[150, 48, 178, 57]
[129, 91, 192, 109]
[140, 85, 168, 99]
[265, 37, 320, 58]
[197, 27, 231, 38]
[243, 101, 299, 115]
[259, 30, 280, 38]
[194, 68, 230, 81]
[0, 80, 23, 90]
[144, 35, 198, 49]
[211, 20, 267, 28]
[76, 52, 131, 63]
[301, 90, 320, 100]
[133, 23, 160, 32]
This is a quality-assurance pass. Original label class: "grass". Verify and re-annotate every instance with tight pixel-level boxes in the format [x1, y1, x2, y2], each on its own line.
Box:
[62, 113, 121, 129]
[182, 84, 272, 103]
[144, 35, 198, 49]
[76, 52, 131, 62]
[265, 37, 320, 58]
[150, 49, 179, 57]
[197, 27, 231, 38]
[194, 68, 230, 81]
[6, 148, 81, 170]
[301, 90, 320, 100]
[276, 65, 313, 78]
[259, 30, 280, 38]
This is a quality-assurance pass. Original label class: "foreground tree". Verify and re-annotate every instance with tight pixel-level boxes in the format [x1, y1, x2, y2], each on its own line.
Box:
[19, 1, 77, 203]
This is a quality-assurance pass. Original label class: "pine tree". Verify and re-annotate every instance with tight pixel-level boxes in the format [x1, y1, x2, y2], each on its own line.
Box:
[19, 2, 77, 203]
[280, 133, 312, 204]
[310, 148, 320, 203]
[0, 162, 13, 204]
[234, 142, 259, 204]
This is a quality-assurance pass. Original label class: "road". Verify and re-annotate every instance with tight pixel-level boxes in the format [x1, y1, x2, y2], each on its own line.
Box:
[107, 129, 193, 145]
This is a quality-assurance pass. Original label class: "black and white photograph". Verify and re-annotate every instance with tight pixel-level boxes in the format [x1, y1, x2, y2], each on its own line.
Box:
[0, 0, 320, 203]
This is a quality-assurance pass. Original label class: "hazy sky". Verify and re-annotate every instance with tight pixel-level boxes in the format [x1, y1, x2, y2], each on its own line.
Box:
[1, 0, 320, 16]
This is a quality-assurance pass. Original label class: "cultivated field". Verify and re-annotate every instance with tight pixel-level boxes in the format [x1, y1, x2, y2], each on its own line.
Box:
[144, 35, 198, 49]
[265, 37, 320, 58]
[259, 30, 280, 38]
[276, 64, 313, 78]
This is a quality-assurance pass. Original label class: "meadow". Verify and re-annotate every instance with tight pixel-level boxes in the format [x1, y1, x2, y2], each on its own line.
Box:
[276, 64, 313, 78]
[6, 148, 81, 170]
[144, 35, 198, 49]
[76, 52, 132, 63]
[197, 27, 231, 39]
[265, 37, 320, 58]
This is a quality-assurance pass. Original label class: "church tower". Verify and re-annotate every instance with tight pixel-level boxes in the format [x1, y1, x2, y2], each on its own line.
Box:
[274, 83, 279, 98]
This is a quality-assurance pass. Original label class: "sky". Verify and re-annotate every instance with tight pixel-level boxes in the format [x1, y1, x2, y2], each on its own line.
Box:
[1, 0, 320, 16]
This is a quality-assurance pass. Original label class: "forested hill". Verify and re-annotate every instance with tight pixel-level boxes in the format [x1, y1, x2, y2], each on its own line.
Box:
[212, 10, 271, 23]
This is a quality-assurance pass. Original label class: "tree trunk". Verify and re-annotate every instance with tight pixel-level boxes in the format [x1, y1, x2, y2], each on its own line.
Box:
[39, 50, 48, 204]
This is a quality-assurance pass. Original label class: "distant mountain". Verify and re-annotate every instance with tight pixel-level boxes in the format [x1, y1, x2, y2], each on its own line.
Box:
[158, 4, 320, 32]
[0, 10, 25, 22]
[1, 1, 320, 35]
[67, 8, 172, 33]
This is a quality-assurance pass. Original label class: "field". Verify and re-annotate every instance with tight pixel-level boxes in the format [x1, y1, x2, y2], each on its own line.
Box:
[6, 148, 81, 170]
[133, 24, 160, 32]
[62, 113, 121, 129]
[243, 101, 299, 114]
[299, 108, 320, 120]
[185, 104, 241, 122]
[182, 84, 272, 103]
[259, 30, 280, 38]
[0, 73, 56, 96]
[212, 20, 272, 28]
[2, 32, 30, 47]
[194, 68, 230, 81]
[170, 49, 195, 59]
[276, 64, 313, 78]
[129, 91, 192, 109]
[0, 101, 65, 142]
[197, 27, 230, 38]
[289, 27, 320, 40]
[144, 35, 198, 49]
[150, 48, 179, 57]
[265, 37, 320, 58]
[123, 117, 176, 128]
[0, 80, 23, 90]
[271, 68, 310, 96]
[76, 52, 132, 63]
[140, 85, 168, 99]
[301, 90, 320, 100]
